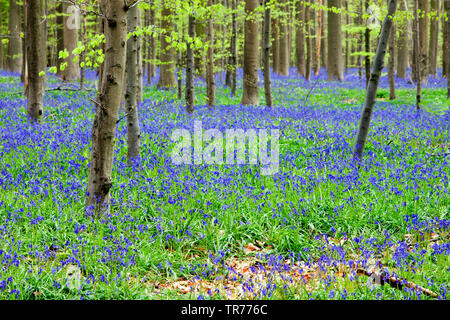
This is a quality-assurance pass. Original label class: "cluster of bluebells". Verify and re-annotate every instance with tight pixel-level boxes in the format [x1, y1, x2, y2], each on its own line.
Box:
[0, 66, 448, 299]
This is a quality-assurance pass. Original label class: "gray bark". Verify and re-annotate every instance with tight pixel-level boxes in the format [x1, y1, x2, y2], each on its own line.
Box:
[428, 0, 439, 77]
[62, 2, 80, 81]
[157, 0, 176, 89]
[354, 0, 397, 162]
[327, 0, 343, 81]
[186, 14, 195, 113]
[7, 0, 22, 73]
[206, 0, 215, 108]
[263, 0, 272, 107]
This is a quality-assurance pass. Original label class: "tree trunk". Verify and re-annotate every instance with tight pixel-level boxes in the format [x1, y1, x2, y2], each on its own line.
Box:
[446, 0, 450, 98]
[418, 0, 428, 85]
[279, 0, 289, 76]
[428, 0, 439, 77]
[295, 1, 305, 76]
[230, 0, 237, 96]
[305, 3, 312, 81]
[206, 0, 215, 108]
[241, 0, 259, 105]
[157, 0, 176, 89]
[186, 14, 195, 113]
[314, 0, 323, 76]
[86, 0, 128, 215]
[327, 0, 343, 81]
[26, 0, 46, 123]
[136, 8, 143, 104]
[62, 3, 80, 81]
[126, 4, 141, 165]
[80, 1, 88, 90]
[396, 0, 409, 79]
[413, 0, 422, 109]
[443, 0, 448, 78]
[388, 23, 396, 100]
[0, 1, 3, 69]
[354, 0, 397, 162]
[272, 18, 280, 74]
[263, 0, 272, 107]
[345, 0, 349, 74]
[364, 0, 370, 86]
[195, 20, 205, 78]
[7, 0, 23, 73]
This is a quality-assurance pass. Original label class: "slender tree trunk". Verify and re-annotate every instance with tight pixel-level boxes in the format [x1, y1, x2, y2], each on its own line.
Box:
[0, 1, 3, 69]
[279, 0, 289, 76]
[396, 0, 409, 79]
[206, 0, 215, 108]
[388, 22, 396, 100]
[62, 3, 80, 81]
[263, 0, 272, 107]
[86, 0, 128, 215]
[413, 0, 421, 109]
[428, 0, 439, 77]
[418, 0, 428, 85]
[21, 0, 27, 85]
[446, 0, 450, 98]
[56, 2, 64, 76]
[157, 0, 176, 89]
[195, 20, 205, 78]
[364, 0, 370, 87]
[241, 0, 259, 105]
[272, 18, 280, 74]
[7, 0, 22, 73]
[327, 0, 343, 81]
[25, 0, 46, 123]
[345, 0, 349, 74]
[126, 4, 141, 165]
[314, 0, 323, 76]
[231, 0, 237, 96]
[136, 9, 143, 104]
[176, 25, 183, 101]
[354, 0, 397, 162]
[305, 3, 312, 81]
[80, 1, 88, 90]
[296, 1, 305, 76]
[186, 14, 195, 113]
[357, 1, 363, 79]
[443, 0, 448, 78]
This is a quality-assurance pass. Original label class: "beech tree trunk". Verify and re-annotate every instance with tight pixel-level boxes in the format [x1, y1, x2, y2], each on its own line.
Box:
[157, 0, 176, 89]
[272, 18, 280, 74]
[443, 0, 448, 78]
[354, 0, 397, 162]
[364, 0, 370, 86]
[305, 3, 312, 81]
[206, 0, 215, 108]
[321, 5, 327, 71]
[413, 0, 422, 109]
[388, 22, 396, 100]
[25, 0, 46, 123]
[136, 8, 143, 104]
[186, 14, 195, 113]
[241, 0, 259, 105]
[279, 0, 289, 76]
[327, 0, 343, 81]
[396, 0, 409, 79]
[126, 4, 141, 165]
[446, 0, 450, 98]
[263, 0, 272, 107]
[230, 0, 237, 96]
[428, 0, 439, 77]
[62, 3, 80, 81]
[86, 0, 127, 215]
[418, 0, 428, 85]
[7, 0, 22, 73]
[295, 2, 305, 76]
[314, 0, 323, 76]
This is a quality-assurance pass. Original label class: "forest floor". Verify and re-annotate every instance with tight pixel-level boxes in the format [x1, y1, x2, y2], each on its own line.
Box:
[0, 68, 449, 300]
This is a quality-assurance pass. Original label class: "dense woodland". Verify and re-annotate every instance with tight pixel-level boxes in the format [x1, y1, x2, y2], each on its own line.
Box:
[0, 0, 449, 300]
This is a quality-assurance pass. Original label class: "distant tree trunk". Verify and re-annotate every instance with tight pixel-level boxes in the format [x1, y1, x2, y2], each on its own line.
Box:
[345, 0, 349, 74]
[321, 5, 327, 71]
[279, 0, 289, 76]
[25, 0, 46, 123]
[418, 0, 428, 85]
[157, 0, 176, 89]
[136, 9, 143, 104]
[56, 2, 64, 76]
[230, 0, 237, 96]
[241, 0, 259, 105]
[263, 0, 272, 107]
[295, 1, 305, 76]
[364, 0, 370, 86]
[206, 0, 215, 108]
[314, 0, 323, 76]
[428, 0, 439, 77]
[126, 4, 141, 165]
[80, 1, 88, 90]
[272, 18, 280, 74]
[396, 0, 409, 79]
[443, 0, 448, 78]
[186, 14, 195, 113]
[0, 1, 3, 69]
[357, 1, 363, 79]
[21, 0, 27, 84]
[354, 0, 397, 162]
[446, 0, 450, 98]
[176, 25, 183, 100]
[97, 0, 106, 89]
[327, 0, 343, 81]
[305, 4, 312, 81]
[388, 22, 396, 100]
[195, 21, 205, 78]
[7, 0, 22, 73]
[62, 3, 80, 81]
[146, 5, 156, 83]
[413, 0, 422, 109]
[86, 0, 127, 215]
